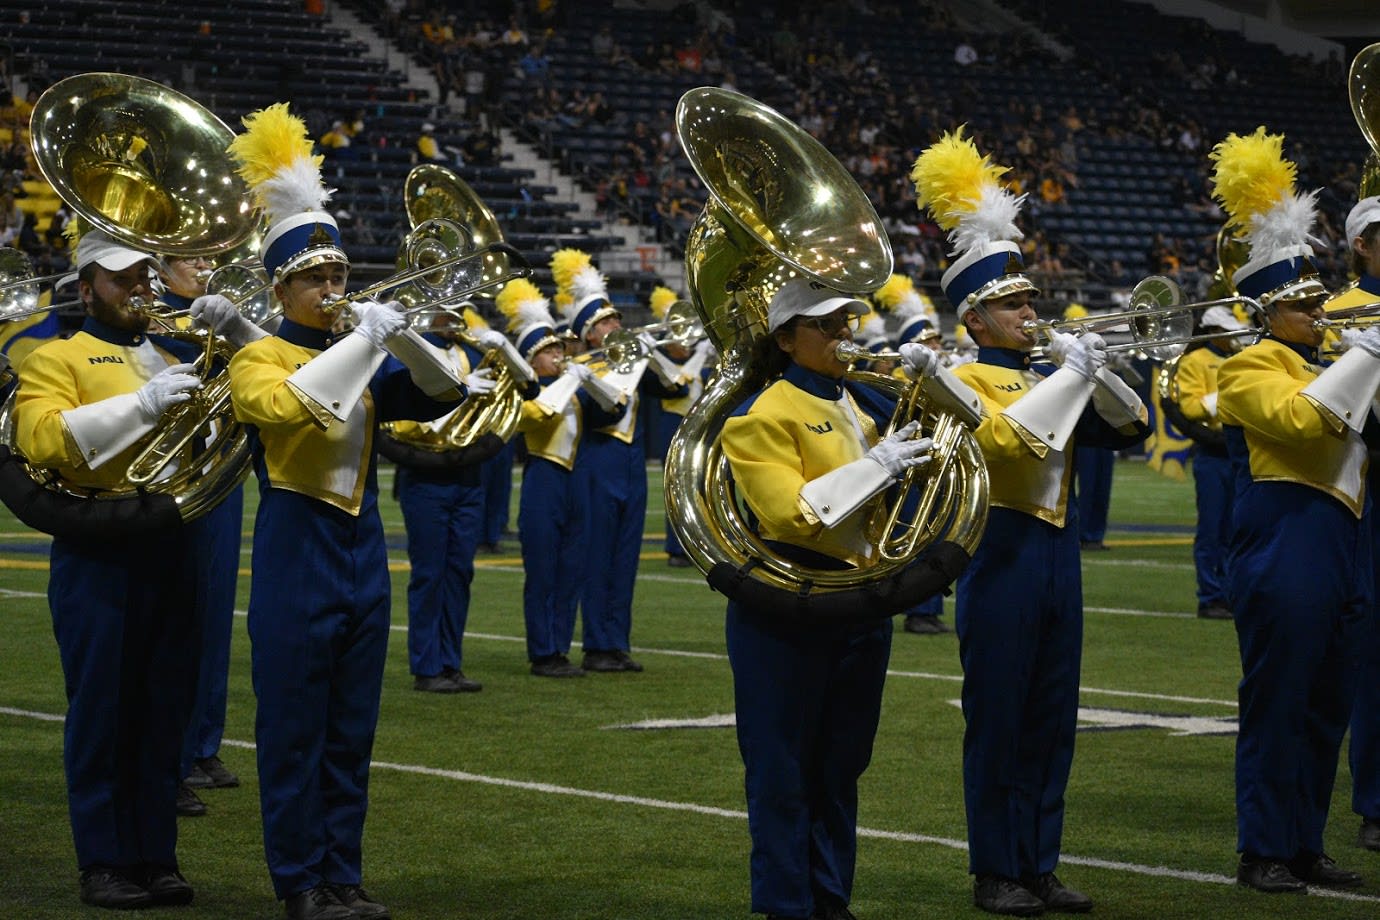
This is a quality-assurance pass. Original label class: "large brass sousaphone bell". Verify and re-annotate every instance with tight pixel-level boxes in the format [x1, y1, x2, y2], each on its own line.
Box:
[376, 165, 528, 471]
[0, 73, 257, 539]
[666, 87, 989, 621]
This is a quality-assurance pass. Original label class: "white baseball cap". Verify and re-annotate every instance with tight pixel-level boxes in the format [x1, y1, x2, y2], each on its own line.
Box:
[58, 228, 160, 288]
[766, 278, 868, 333]
[1345, 196, 1380, 248]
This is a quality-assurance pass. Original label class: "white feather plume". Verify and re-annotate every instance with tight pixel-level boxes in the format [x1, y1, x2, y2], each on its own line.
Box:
[1248, 188, 1323, 254]
[948, 185, 1025, 258]
[569, 264, 608, 308]
[891, 290, 927, 321]
[856, 313, 887, 345]
[516, 296, 555, 329]
[256, 157, 334, 222]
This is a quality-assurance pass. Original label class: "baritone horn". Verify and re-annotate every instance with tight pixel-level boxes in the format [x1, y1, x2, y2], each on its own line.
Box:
[375, 165, 529, 468]
[666, 87, 988, 621]
[1023, 276, 1264, 361]
[0, 72, 259, 540]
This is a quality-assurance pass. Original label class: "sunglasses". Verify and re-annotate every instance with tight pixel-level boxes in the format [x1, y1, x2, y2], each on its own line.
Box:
[796, 310, 857, 337]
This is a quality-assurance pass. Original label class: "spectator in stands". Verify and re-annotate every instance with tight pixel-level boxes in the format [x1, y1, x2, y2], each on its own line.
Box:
[319, 121, 351, 156]
[417, 122, 448, 163]
[591, 24, 614, 59]
[501, 16, 528, 48]
[518, 43, 550, 83]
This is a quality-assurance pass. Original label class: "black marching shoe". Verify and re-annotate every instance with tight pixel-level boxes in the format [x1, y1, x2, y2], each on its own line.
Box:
[813, 900, 859, 920]
[1024, 873, 1092, 913]
[903, 614, 950, 635]
[176, 782, 207, 817]
[667, 553, 692, 568]
[413, 673, 463, 693]
[1196, 604, 1233, 620]
[974, 875, 1045, 916]
[1360, 818, 1380, 851]
[284, 885, 355, 920]
[79, 866, 153, 910]
[329, 883, 390, 919]
[1288, 852, 1363, 888]
[531, 655, 585, 677]
[194, 754, 240, 788]
[1079, 540, 1109, 552]
[582, 649, 644, 673]
[141, 865, 194, 906]
[441, 667, 483, 692]
[1236, 856, 1306, 893]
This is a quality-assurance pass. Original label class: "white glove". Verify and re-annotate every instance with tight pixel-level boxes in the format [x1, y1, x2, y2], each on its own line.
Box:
[565, 362, 594, 383]
[1349, 326, 1380, 360]
[1055, 333, 1107, 381]
[899, 342, 941, 379]
[474, 328, 509, 350]
[135, 362, 200, 419]
[189, 293, 263, 347]
[692, 336, 714, 358]
[463, 367, 497, 395]
[352, 299, 407, 347]
[864, 420, 934, 477]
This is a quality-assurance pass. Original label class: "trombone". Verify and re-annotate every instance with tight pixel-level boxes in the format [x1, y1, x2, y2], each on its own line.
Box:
[1313, 300, 1380, 330]
[1022, 276, 1264, 361]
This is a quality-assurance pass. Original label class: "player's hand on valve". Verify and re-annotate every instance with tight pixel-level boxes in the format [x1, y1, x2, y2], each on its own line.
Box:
[136, 363, 201, 419]
[865, 420, 934, 478]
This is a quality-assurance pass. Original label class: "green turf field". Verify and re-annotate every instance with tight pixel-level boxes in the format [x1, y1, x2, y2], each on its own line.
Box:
[2, 460, 1378, 919]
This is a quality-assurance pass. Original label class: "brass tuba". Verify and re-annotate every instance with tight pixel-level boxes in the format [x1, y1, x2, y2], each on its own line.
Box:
[0, 72, 258, 539]
[376, 165, 527, 471]
[665, 88, 988, 621]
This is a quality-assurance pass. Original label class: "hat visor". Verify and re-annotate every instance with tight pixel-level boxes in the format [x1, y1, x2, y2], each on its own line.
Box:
[93, 251, 160, 274]
[798, 295, 869, 319]
[1264, 277, 1328, 305]
[276, 247, 349, 281]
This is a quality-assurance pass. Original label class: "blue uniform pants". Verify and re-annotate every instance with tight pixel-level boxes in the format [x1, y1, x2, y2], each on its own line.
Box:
[50, 524, 201, 871]
[181, 485, 243, 774]
[1075, 446, 1113, 543]
[518, 457, 586, 660]
[956, 507, 1083, 879]
[1352, 473, 1380, 823]
[480, 438, 516, 544]
[248, 490, 391, 900]
[577, 434, 646, 653]
[1228, 482, 1368, 859]
[726, 603, 892, 917]
[1191, 452, 1232, 609]
[397, 467, 483, 676]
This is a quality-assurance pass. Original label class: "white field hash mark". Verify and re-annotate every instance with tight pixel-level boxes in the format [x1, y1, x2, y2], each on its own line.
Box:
[1, 705, 1377, 905]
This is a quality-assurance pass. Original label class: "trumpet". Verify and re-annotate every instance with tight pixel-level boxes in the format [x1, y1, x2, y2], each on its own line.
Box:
[1313, 300, 1380, 330]
[578, 328, 648, 374]
[1023, 276, 1263, 361]
[621, 300, 704, 348]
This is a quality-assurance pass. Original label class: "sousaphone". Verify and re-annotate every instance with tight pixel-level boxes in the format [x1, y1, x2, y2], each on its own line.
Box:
[666, 87, 988, 621]
[0, 73, 258, 540]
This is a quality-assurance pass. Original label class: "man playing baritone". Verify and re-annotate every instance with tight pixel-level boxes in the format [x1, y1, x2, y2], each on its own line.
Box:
[13, 229, 208, 909]
[912, 129, 1149, 916]
[226, 103, 466, 920]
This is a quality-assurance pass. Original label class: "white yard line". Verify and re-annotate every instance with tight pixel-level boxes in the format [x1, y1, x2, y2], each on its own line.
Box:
[0, 704, 1370, 903]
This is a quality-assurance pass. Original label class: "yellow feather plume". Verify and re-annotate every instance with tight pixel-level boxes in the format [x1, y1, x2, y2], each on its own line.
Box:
[462, 306, 488, 331]
[871, 274, 913, 311]
[496, 277, 545, 322]
[1209, 126, 1296, 232]
[648, 285, 678, 320]
[909, 126, 1007, 231]
[549, 248, 591, 294]
[553, 291, 572, 310]
[227, 103, 321, 190]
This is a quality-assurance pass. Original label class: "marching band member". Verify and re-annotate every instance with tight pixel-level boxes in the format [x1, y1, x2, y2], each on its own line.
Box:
[552, 249, 687, 673]
[389, 307, 514, 694]
[717, 277, 960, 920]
[1335, 193, 1380, 853]
[499, 277, 626, 676]
[464, 303, 520, 553]
[1065, 304, 1117, 552]
[1167, 306, 1250, 619]
[155, 253, 247, 816]
[645, 285, 715, 568]
[226, 104, 464, 920]
[875, 273, 951, 635]
[912, 128, 1149, 916]
[14, 228, 207, 909]
[1211, 127, 1371, 894]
